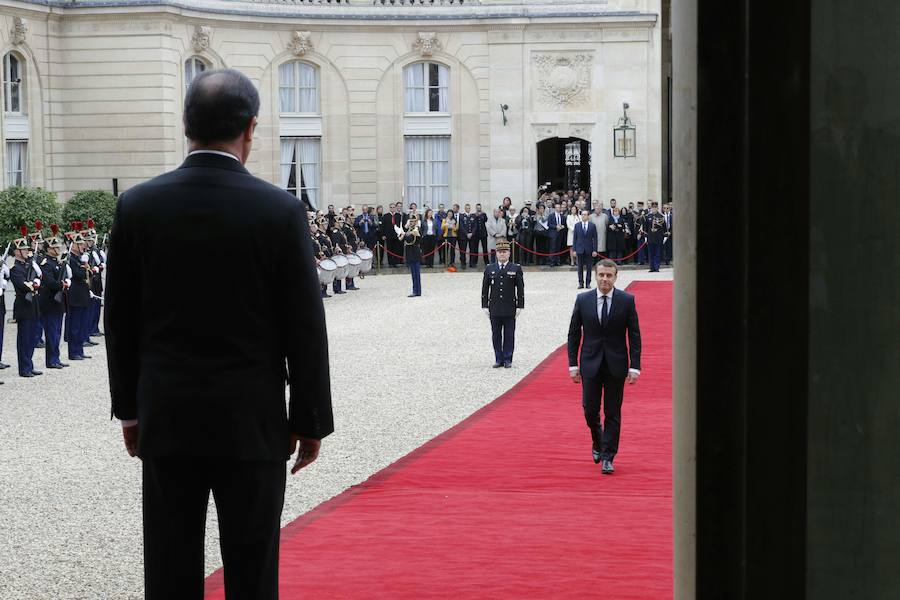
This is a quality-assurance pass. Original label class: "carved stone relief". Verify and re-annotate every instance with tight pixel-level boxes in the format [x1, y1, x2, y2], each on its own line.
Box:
[191, 25, 211, 53]
[288, 31, 314, 56]
[413, 32, 442, 57]
[533, 53, 593, 109]
[11, 17, 28, 46]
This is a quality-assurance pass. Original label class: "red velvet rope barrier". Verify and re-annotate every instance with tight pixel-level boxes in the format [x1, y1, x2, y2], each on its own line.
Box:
[375, 240, 647, 263]
[513, 241, 647, 262]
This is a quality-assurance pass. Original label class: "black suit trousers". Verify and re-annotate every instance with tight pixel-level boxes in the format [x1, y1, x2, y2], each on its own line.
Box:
[576, 252, 593, 287]
[143, 457, 285, 600]
[581, 358, 626, 461]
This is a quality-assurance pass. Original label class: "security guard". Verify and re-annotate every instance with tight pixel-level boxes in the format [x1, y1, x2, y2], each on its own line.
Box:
[85, 218, 105, 340]
[645, 201, 669, 272]
[9, 226, 42, 377]
[481, 240, 525, 368]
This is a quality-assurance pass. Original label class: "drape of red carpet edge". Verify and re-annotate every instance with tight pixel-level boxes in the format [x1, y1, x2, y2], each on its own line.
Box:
[206, 280, 672, 599]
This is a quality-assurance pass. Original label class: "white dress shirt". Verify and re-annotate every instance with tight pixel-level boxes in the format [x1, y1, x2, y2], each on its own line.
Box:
[569, 288, 641, 376]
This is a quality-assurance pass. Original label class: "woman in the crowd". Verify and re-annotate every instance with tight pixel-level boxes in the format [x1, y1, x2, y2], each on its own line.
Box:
[566, 205, 579, 265]
[441, 209, 459, 267]
[515, 206, 533, 266]
[533, 204, 549, 266]
[420, 208, 438, 268]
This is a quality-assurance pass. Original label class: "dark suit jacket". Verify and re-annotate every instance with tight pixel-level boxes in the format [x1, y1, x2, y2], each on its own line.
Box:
[67, 253, 91, 308]
[481, 262, 524, 318]
[403, 233, 422, 262]
[38, 256, 66, 314]
[546, 211, 562, 239]
[572, 221, 598, 255]
[105, 152, 333, 461]
[567, 287, 641, 379]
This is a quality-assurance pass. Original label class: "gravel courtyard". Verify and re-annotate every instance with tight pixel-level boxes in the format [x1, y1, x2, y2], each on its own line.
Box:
[0, 266, 672, 599]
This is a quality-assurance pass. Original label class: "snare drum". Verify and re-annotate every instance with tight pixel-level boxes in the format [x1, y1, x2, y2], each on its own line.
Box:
[356, 248, 373, 274]
[318, 258, 337, 285]
[332, 253, 349, 280]
[346, 253, 362, 278]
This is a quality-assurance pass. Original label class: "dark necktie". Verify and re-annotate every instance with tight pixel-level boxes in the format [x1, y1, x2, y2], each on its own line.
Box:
[601, 294, 609, 326]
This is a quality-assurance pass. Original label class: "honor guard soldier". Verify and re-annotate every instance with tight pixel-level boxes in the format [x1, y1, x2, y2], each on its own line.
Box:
[0, 248, 11, 373]
[645, 202, 669, 272]
[85, 218, 105, 339]
[334, 215, 359, 291]
[308, 215, 331, 299]
[481, 240, 525, 368]
[66, 223, 92, 361]
[340, 214, 361, 290]
[29, 221, 47, 349]
[10, 226, 43, 377]
[38, 225, 70, 369]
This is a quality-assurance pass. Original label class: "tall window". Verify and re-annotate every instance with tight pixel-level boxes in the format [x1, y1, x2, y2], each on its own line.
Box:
[184, 56, 207, 91]
[405, 136, 449, 207]
[404, 62, 449, 113]
[281, 137, 321, 209]
[5, 140, 27, 186]
[3, 53, 23, 113]
[279, 62, 319, 113]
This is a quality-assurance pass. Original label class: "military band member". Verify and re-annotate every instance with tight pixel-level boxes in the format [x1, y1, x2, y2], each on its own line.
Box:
[38, 225, 70, 369]
[328, 217, 352, 294]
[85, 218, 106, 339]
[10, 226, 43, 377]
[66, 224, 93, 361]
[481, 240, 525, 368]
[29, 221, 47, 349]
[317, 216, 344, 295]
[645, 201, 669, 272]
[340, 214, 361, 290]
[404, 215, 422, 297]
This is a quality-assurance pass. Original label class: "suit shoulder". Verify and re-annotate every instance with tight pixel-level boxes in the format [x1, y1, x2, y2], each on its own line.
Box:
[616, 289, 636, 303]
[576, 289, 595, 302]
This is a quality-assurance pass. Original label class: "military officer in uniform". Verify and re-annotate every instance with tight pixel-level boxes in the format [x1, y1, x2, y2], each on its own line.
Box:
[38, 225, 70, 369]
[481, 240, 525, 368]
[340, 214, 362, 290]
[9, 226, 43, 377]
[0, 250, 11, 373]
[85, 219, 106, 339]
[404, 215, 423, 297]
[316, 216, 344, 295]
[66, 225, 93, 361]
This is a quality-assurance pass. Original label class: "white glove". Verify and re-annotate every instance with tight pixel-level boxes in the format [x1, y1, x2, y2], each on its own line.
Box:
[99, 263, 106, 270]
[516, 309, 522, 318]
[80, 254, 89, 264]
[92, 266, 100, 273]
[64, 278, 71, 287]
[33, 278, 41, 287]
[483, 308, 490, 316]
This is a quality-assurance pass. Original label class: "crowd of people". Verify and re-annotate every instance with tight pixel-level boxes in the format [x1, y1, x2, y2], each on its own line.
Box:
[310, 189, 673, 274]
[0, 220, 106, 382]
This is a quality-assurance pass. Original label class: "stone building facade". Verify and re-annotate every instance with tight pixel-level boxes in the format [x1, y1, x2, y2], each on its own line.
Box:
[0, 0, 663, 209]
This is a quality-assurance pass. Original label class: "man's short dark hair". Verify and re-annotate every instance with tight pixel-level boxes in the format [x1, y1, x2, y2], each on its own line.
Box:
[596, 258, 618, 273]
[184, 69, 260, 144]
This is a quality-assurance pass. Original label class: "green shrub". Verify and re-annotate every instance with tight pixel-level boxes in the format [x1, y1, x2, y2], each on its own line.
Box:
[62, 190, 118, 236]
[0, 186, 62, 247]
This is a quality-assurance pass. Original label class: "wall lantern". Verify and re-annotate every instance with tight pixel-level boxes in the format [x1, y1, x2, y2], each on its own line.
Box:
[613, 102, 637, 158]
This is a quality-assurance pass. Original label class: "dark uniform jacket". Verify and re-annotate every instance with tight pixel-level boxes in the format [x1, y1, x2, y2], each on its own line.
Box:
[645, 212, 669, 244]
[68, 253, 92, 308]
[38, 255, 66, 315]
[89, 247, 104, 296]
[105, 152, 334, 460]
[403, 232, 422, 262]
[473, 212, 488, 238]
[10, 259, 40, 321]
[567, 287, 641, 379]
[481, 261, 525, 318]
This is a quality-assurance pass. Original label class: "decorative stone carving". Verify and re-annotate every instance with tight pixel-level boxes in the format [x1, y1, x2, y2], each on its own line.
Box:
[288, 31, 314, 56]
[413, 32, 442, 57]
[532, 124, 560, 142]
[191, 25, 211, 53]
[533, 53, 593, 109]
[11, 17, 28, 46]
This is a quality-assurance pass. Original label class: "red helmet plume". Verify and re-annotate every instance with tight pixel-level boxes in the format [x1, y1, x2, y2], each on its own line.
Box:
[35, 219, 43, 231]
[87, 218, 95, 229]
[19, 225, 28, 237]
[50, 223, 60, 235]
[74, 221, 83, 232]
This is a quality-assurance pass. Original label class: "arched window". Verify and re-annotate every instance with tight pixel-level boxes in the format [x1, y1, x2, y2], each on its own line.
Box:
[3, 53, 24, 113]
[184, 56, 208, 91]
[404, 62, 449, 113]
[279, 61, 319, 114]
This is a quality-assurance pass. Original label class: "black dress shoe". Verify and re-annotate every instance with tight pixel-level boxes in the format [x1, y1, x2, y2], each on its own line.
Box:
[0, 362, 10, 369]
[69, 356, 85, 361]
[32, 370, 43, 375]
[47, 364, 65, 369]
[20, 372, 36, 378]
[592, 449, 602, 464]
[503, 362, 511, 368]
[577, 285, 584, 289]
[492, 362, 503, 368]
[334, 290, 347, 294]
[601, 459, 615, 474]
[84, 340, 99, 347]
[35, 342, 45, 348]
[60, 362, 70, 368]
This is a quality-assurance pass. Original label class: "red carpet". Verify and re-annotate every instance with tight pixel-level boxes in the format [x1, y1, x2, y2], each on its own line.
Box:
[206, 281, 673, 599]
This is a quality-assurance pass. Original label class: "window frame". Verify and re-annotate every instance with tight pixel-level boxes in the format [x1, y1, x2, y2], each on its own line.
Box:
[280, 136, 322, 209]
[184, 56, 208, 92]
[3, 52, 24, 115]
[5, 140, 27, 187]
[279, 61, 320, 115]
[403, 61, 450, 114]
[404, 135, 450, 208]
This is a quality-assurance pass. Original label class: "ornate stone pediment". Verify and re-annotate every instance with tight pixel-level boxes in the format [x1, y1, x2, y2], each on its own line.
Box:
[533, 53, 593, 109]
[11, 17, 28, 46]
[191, 25, 211, 53]
[413, 32, 442, 57]
[288, 31, 314, 56]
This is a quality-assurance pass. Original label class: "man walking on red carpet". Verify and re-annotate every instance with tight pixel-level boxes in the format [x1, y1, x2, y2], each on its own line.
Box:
[567, 259, 641, 474]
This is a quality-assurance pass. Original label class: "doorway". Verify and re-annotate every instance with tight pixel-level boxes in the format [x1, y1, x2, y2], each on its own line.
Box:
[536, 137, 591, 194]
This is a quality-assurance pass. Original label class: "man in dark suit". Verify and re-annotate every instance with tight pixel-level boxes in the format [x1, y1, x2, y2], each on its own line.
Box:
[481, 241, 524, 368]
[645, 201, 669, 272]
[572, 209, 598, 289]
[105, 69, 334, 600]
[470, 203, 488, 268]
[455, 203, 469, 269]
[546, 202, 564, 266]
[567, 259, 641, 475]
